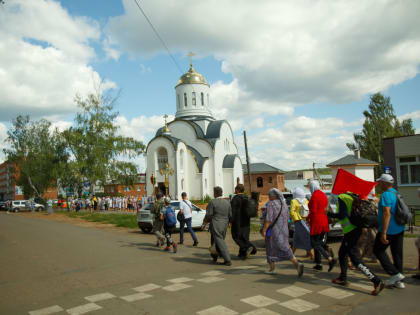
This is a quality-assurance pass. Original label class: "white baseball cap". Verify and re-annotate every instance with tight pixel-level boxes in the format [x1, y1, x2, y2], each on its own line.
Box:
[376, 174, 394, 184]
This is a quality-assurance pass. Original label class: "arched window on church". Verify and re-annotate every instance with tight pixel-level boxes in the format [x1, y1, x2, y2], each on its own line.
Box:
[180, 149, 184, 170]
[177, 94, 180, 109]
[201, 92, 204, 106]
[192, 92, 196, 106]
[184, 93, 187, 107]
[157, 147, 168, 171]
[257, 177, 263, 188]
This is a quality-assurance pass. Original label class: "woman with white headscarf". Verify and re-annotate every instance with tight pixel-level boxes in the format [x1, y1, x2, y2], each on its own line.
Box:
[307, 180, 336, 271]
[290, 187, 313, 259]
[262, 188, 304, 277]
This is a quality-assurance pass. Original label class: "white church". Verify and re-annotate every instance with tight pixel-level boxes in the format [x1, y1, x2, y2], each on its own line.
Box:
[146, 62, 244, 200]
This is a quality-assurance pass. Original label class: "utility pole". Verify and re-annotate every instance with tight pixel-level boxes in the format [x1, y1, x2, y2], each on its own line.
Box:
[243, 131, 252, 193]
[312, 162, 325, 190]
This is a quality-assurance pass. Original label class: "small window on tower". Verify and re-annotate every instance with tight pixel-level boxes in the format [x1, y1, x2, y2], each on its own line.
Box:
[184, 93, 187, 107]
[192, 92, 196, 106]
[201, 92, 204, 106]
[177, 94, 180, 109]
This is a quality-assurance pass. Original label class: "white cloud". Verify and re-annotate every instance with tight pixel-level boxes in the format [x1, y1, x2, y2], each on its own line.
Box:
[0, 0, 115, 122]
[245, 116, 359, 170]
[399, 110, 420, 121]
[106, 0, 420, 117]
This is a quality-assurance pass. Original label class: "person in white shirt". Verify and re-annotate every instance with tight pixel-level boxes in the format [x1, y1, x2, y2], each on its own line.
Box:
[178, 192, 199, 246]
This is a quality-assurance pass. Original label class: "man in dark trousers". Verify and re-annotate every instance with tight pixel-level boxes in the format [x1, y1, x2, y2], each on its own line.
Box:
[231, 184, 257, 259]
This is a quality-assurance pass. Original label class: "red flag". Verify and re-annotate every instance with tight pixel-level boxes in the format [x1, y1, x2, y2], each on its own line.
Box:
[332, 168, 377, 198]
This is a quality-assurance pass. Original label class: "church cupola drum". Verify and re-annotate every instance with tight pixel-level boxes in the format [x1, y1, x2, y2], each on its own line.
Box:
[146, 60, 243, 200]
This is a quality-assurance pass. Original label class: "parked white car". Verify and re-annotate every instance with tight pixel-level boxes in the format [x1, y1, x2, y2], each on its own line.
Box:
[137, 201, 206, 234]
[11, 200, 45, 212]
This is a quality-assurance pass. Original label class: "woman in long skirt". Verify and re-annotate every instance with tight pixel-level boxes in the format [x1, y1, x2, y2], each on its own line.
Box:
[262, 188, 304, 277]
[290, 187, 313, 259]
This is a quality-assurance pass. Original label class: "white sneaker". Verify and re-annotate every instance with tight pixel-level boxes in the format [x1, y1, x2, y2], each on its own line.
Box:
[394, 281, 405, 289]
[385, 273, 405, 286]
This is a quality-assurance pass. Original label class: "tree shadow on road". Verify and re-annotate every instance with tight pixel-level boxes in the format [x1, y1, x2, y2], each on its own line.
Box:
[171, 252, 217, 265]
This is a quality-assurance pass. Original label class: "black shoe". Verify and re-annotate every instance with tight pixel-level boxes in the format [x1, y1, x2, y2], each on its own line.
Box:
[313, 264, 323, 271]
[211, 254, 218, 263]
[250, 247, 257, 255]
[224, 261, 232, 266]
[328, 259, 337, 272]
[193, 241, 199, 247]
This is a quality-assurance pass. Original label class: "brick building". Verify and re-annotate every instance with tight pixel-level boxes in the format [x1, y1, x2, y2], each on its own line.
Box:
[0, 161, 58, 201]
[104, 174, 147, 197]
[243, 163, 285, 195]
[0, 161, 24, 201]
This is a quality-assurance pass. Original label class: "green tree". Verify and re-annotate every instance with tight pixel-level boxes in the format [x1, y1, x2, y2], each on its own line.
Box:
[347, 92, 415, 174]
[61, 91, 145, 196]
[3, 115, 67, 199]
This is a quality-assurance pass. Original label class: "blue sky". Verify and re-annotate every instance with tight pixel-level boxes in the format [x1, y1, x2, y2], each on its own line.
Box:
[0, 0, 419, 170]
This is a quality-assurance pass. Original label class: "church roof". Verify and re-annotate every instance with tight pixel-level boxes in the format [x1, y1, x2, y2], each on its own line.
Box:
[206, 120, 226, 138]
[243, 163, 286, 174]
[176, 65, 209, 87]
[223, 154, 240, 168]
[327, 155, 378, 166]
[187, 145, 208, 173]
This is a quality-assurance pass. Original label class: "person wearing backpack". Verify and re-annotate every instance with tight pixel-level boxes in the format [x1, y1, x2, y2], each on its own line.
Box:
[290, 187, 313, 259]
[327, 193, 385, 295]
[161, 197, 177, 253]
[152, 193, 166, 247]
[231, 184, 257, 260]
[373, 174, 406, 289]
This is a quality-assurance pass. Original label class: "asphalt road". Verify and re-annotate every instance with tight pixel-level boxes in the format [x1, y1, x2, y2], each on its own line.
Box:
[0, 212, 419, 315]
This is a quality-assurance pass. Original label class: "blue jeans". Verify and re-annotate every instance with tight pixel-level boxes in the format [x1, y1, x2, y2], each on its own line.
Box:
[180, 217, 198, 243]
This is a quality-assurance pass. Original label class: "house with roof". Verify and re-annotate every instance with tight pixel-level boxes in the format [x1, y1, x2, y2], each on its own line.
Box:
[146, 63, 243, 199]
[327, 150, 378, 185]
[243, 163, 285, 195]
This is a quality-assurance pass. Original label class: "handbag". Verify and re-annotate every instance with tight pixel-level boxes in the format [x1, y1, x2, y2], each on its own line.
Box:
[266, 202, 283, 237]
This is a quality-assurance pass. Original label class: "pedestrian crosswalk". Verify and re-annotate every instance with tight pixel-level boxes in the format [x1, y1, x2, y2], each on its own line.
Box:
[27, 263, 379, 315]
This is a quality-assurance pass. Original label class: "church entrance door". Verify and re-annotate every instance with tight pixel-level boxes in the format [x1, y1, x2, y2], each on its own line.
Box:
[158, 182, 166, 196]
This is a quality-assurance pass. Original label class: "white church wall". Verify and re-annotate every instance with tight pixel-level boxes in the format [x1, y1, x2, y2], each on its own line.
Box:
[223, 169, 234, 196]
[233, 156, 244, 186]
[201, 159, 210, 198]
[185, 149, 202, 199]
[175, 84, 211, 118]
[176, 142, 188, 200]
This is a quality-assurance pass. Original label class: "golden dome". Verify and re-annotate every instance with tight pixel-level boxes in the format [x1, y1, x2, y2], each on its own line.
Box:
[176, 65, 209, 87]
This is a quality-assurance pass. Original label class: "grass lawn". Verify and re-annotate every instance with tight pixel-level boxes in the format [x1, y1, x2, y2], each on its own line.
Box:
[56, 211, 138, 229]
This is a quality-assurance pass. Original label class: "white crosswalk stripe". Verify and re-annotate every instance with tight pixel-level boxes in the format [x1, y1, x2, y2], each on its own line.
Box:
[277, 285, 312, 298]
[167, 277, 194, 283]
[133, 283, 162, 292]
[29, 305, 64, 315]
[162, 283, 193, 292]
[197, 276, 225, 283]
[318, 287, 354, 299]
[84, 292, 115, 302]
[241, 295, 278, 308]
[196, 305, 238, 315]
[120, 292, 153, 302]
[279, 298, 320, 312]
[66, 303, 102, 315]
[242, 308, 280, 315]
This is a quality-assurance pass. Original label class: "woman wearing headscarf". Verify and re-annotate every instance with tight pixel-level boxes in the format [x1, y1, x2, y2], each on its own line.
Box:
[262, 188, 304, 277]
[307, 180, 336, 271]
[290, 187, 313, 259]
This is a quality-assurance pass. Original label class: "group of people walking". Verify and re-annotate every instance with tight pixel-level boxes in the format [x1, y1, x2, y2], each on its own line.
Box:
[70, 196, 144, 212]
[147, 174, 419, 297]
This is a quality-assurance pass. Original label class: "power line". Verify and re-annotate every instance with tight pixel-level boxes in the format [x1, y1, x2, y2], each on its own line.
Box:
[132, 0, 183, 74]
